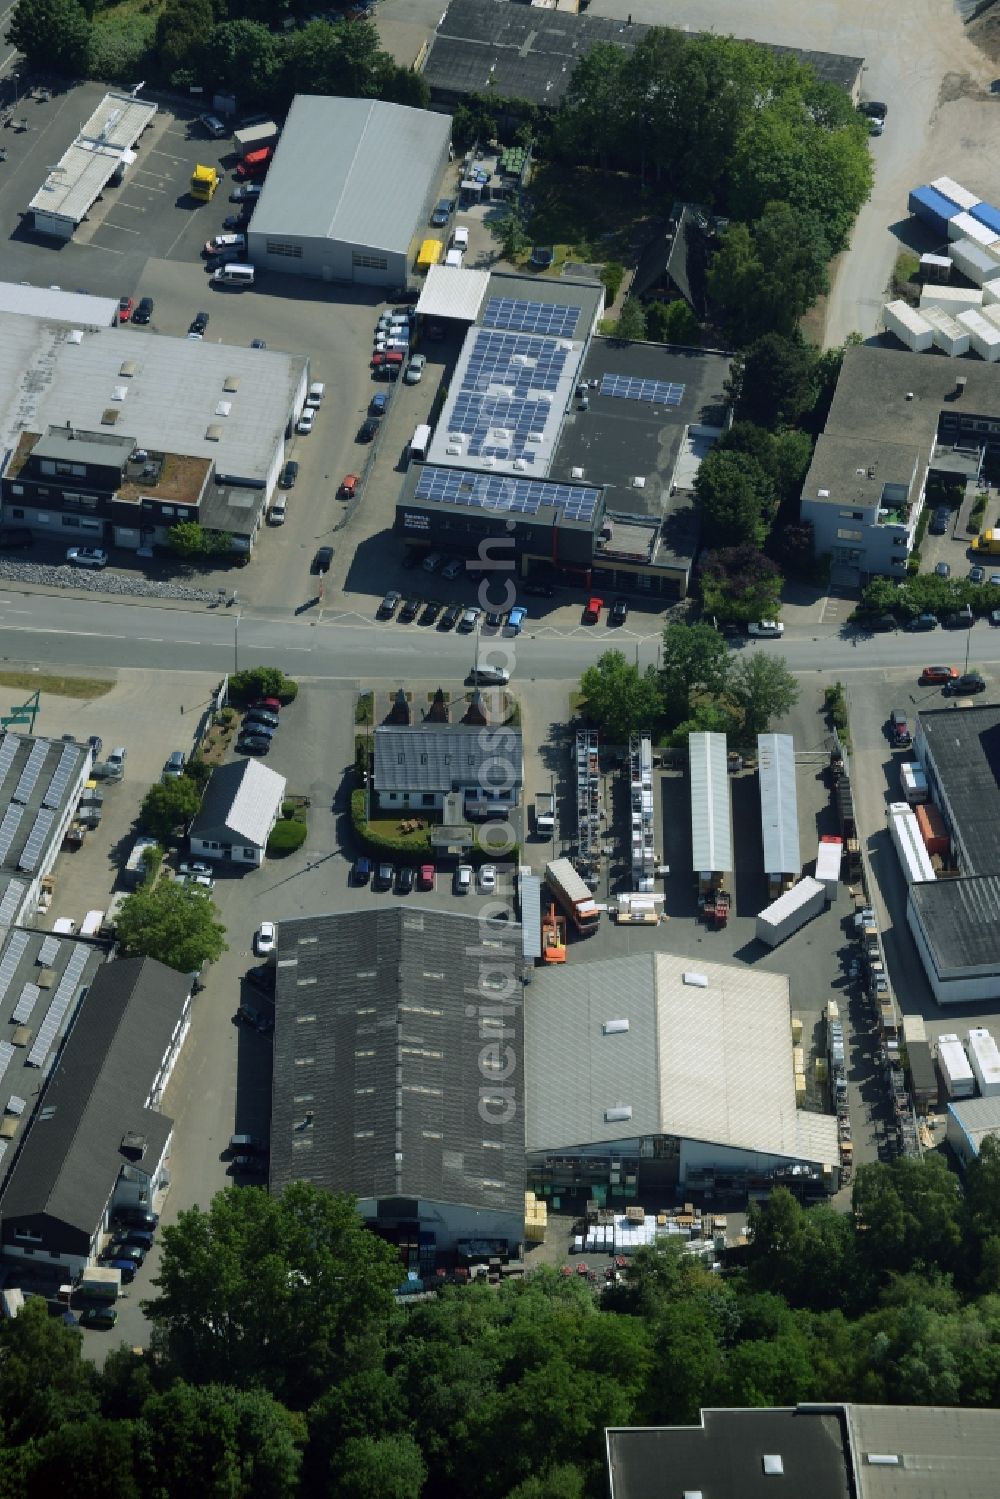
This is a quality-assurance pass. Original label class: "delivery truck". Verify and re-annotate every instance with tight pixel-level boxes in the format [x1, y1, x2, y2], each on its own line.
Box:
[76, 1266, 120, 1302]
[534, 792, 555, 839]
[937, 1033, 975, 1099]
[190, 163, 221, 201]
[815, 836, 842, 901]
[545, 858, 599, 936]
[234, 145, 273, 181]
[755, 876, 826, 947]
[900, 762, 928, 805]
[124, 835, 159, 888]
[233, 121, 278, 158]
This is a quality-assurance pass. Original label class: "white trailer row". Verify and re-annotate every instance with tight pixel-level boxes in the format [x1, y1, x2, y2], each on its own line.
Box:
[931, 176, 981, 212]
[756, 876, 826, 947]
[957, 307, 1000, 362]
[950, 237, 1000, 287]
[937, 1027, 1000, 1099]
[919, 284, 983, 314]
[938, 1033, 975, 1099]
[814, 838, 842, 900]
[968, 1027, 1000, 1096]
[889, 802, 936, 885]
[900, 762, 928, 805]
[883, 299, 933, 352]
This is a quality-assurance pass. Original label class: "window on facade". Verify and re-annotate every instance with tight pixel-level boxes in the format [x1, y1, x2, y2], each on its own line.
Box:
[837, 528, 862, 542]
[9, 485, 22, 496]
[14, 1227, 41, 1242]
[162, 506, 174, 518]
[422, 793, 435, 807]
[10, 509, 23, 520]
[242, 848, 254, 859]
[61, 516, 80, 528]
[266, 241, 303, 258]
[353, 252, 388, 270]
[420, 753, 428, 765]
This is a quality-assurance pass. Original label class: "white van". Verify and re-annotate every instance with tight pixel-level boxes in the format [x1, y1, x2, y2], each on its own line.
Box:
[212, 263, 255, 287]
[306, 382, 325, 407]
[269, 495, 287, 525]
[410, 423, 431, 460]
[445, 248, 463, 268]
[452, 225, 470, 252]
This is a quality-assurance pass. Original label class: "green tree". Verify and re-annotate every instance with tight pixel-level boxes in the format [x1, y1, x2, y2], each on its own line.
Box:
[733, 333, 818, 429]
[497, 199, 529, 260]
[167, 522, 232, 558]
[5, 0, 90, 72]
[659, 621, 730, 726]
[507, 1466, 585, 1499]
[699, 544, 782, 627]
[580, 651, 664, 741]
[706, 221, 762, 345]
[154, 0, 212, 75]
[25, 1416, 139, 1499]
[694, 448, 776, 547]
[139, 777, 202, 842]
[615, 297, 647, 342]
[229, 666, 297, 705]
[328, 1434, 426, 1499]
[144, 1184, 402, 1409]
[201, 19, 278, 101]
[138, 1382, 305, 1498]
[553, 42, 632, 167]
[729, 652, 800, 739]
[771, 428, 814, 504]
[646, 298, 701, 346]
[0, 1298, 97, 1446]
[267, 819, 306, 856]
[115, 881, 226, 973]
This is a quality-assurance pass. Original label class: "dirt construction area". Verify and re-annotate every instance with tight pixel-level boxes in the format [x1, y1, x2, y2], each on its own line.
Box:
[592, 0, 1000, 346]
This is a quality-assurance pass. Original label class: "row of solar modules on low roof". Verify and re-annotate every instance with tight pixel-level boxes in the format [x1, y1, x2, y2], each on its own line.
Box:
[27, 942, 89, 1068]
[0, 737, 18, 793]
[599, 372, 686, 405]
[414, 465, 600, 522]
[0, 882, 26, 928]
[43, 743, 79, 811]
[0, 805, 24, 868]
[12, 739, 50, 806]
[482, 297, 581, 338]
[18, 807, 55, 874]
[0, 931, 29, 1007]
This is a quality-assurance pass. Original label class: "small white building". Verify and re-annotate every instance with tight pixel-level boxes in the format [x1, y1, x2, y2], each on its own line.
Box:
[188, 759, 286, 868]
[28, 92, 157, 241]
[372, 722, 522, 820]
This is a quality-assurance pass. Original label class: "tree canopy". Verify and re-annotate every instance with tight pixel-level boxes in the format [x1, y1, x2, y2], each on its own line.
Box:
[579, 651, 664, 742]
[139, 778, 203, 843]
[114, 880, 227, 973]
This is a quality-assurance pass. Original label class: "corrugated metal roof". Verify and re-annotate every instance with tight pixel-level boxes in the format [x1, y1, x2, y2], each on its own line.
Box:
[28, 93, 157, 226]
[519, 872, 542, 960]
[249, 95, 451, 253]
[374, 724, 522, 794]
[848, 1404, 1000, 1499]
[758, 734, 800, 876]
[0, 284, 117, 327]
[689, 732, 732, 874]
[190, 759, 285, 849]
[416, 264, 490, 322]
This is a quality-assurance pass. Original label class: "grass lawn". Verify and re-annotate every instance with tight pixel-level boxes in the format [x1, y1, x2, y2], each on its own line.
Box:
[523, 164, 656, 265]
[366, 816, 432, 851]
[0, 671, 114, 700]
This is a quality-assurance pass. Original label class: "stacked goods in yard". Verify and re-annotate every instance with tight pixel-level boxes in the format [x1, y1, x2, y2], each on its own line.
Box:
[883, 300, 934, 352]
[908, 184, 962, 237]
[524, 1191, 547, 1243]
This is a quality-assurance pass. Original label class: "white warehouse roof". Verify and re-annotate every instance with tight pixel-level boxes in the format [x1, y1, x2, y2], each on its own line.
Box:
[689, 731, 732, 875]
[28, 92, 156, 230]
[417, 263, 490, 322]
[524, 951, 839, 1169]
[0, 282, 117, 327]
[758, 733, 800, 876]
[249, 95, 452, 255]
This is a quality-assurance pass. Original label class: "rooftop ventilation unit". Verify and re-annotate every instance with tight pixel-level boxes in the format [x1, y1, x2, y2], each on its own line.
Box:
[762, 1455, 784, 1476]
[604, 1105, 633, 1122]
[603, 1019, 630, 1035]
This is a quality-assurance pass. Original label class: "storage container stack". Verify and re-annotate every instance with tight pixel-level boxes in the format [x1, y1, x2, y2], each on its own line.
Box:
[524, 1191, 547, 1243]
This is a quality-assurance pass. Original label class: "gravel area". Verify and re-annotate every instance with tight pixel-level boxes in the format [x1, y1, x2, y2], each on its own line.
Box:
[0, 560, 222, 603]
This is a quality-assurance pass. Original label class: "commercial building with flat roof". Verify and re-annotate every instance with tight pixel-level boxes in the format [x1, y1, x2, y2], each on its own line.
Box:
[0, 730, 92, 933]
[247, 95, 451, 286]
[269, 909, 525, 1258]
[947, 1094, 1000, 1164]
[524, 951, 839, 1199]
[0, 316, 308, 554]
[28, 92, 157, 241]
[908, 705, 1000, 1002]
[0, 282, 118, 328]
[801, 344, 1000, 581]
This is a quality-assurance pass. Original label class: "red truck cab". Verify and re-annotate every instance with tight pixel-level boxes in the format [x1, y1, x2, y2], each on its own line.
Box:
[235, 147, 273, 182]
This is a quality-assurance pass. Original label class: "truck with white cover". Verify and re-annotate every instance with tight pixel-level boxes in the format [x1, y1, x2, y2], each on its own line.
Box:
[232, 120, 278, 157]
[889, 803, 936, 885]
[755, 876, 825, 947]
[124, 835, 159, 888]
[815, 838, 842, 901]
[900, 762, 928, 805]
[534, 792, 555, 839]
[937, 1033, 975, 1099]
[967, 1027, 1000, 1096]
[545, 858, 599, 936]
[77, 1266, 120, 1302]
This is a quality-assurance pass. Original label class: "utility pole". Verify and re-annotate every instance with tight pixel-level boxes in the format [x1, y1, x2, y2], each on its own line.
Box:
[234, 612, 240, 674]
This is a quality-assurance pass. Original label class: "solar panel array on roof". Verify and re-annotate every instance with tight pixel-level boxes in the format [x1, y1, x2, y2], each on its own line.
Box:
[600, 372, 685, 406]
[6, 1095, 25, 1116]
[482, 297, 581, 338]
[0, 1041, 16, 1087]
[18, 807, 55, 873]
[450, 329, 569, 464]
[414, 465, 600, 522]
[0, 806, 24, 867]
[42, 744, 78, 810]
[27, 943, 88, 1068]
[11, 982, 39, 1025]
[12, 740, 49, 806]
[0, 932, 29, 1007]
[0, 882, 25, 928]
[0, 737, 19, 793]
[37, 936, 60, 966]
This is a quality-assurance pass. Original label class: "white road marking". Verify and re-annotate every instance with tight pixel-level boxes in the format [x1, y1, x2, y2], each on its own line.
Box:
[102, 221, 142, 236]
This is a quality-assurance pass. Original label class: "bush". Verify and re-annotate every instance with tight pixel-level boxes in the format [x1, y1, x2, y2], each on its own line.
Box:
[140, 843, 164, 886]
[229, 667, 298, 706]
[267, 820, 307, 857]
[824, 682, 849, 737]
[969, 494, 988, 535]
[88, 12, 155, 84]
[184, 758, 212, 791]
[601, 260, 624, 304]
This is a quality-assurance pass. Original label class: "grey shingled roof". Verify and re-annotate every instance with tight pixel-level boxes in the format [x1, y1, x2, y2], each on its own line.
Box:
[189, 758, 286, 849]
[0, 957, 188, 1243]
[373, 723, 522, 794]
[269, 908, 524, 1214]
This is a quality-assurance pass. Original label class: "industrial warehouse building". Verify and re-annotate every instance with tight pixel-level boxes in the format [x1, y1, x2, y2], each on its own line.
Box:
[247, 95, 452, 286]
[0, 731, 94, 931]
[524, 951, 840, 1199]
[269, 909, 526, 1261]
[908, 704, 1000, 1004]
[27, 92, 157, 241]
[0, 309, 309, 555]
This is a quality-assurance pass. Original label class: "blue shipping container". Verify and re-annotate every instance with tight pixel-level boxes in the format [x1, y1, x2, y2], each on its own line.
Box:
[971, 201, 1000, 238]
[909, 185, 961, 234]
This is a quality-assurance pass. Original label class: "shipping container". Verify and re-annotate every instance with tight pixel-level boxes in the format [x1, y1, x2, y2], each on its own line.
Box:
[922, 306, 971, 358]
[900, 762, 929, 805]
[815, 836, 842, 899]
[908, 184, 961, 234]
[920, 283, 983, 313]
[981, 303, 1000, 334]
[930, 176, 981, 211]
[889, 805, 936, 884]
[983, 277, 1000, 306]
[951, 239, 1000, 286]
[967, 1027, 1000, 1096]
[948, 210, 1000, 247]
[920, 252, 952, 281]
[906, 1036, 937, 1112]
[938, 1033, 975, 1099]
[956, 308, 1000, 361]
[883, 299, 934, 353]
[915, 801, 949, 857]
[971, 200, 1000, 238]
[755, 875, 826, 947]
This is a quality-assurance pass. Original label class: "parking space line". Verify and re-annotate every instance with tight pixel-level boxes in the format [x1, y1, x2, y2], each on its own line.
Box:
[83, 241, 125, 255]
[102, 221, 142, 235]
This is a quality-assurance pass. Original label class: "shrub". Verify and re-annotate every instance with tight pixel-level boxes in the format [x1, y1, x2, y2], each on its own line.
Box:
[230, 667, 298, 706]
[969, 494, 988, 535]
[824, 682, 849, 738]
[601, 260, 624, 304]
[184, 758, 212, 791]
[267, 820, 307, 856]
[88, 12, 155, 84]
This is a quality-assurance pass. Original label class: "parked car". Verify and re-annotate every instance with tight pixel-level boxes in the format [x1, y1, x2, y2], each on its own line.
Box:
[747, 620, 784, 637]
[223, 213, 250, 232]
[237, 1001, 272, 1033]
[404, 354, 426, 384]
[440, 604, 461, 630]
[358, 417, 380, 442]
[378, 590, 402, 619]
[890, 709, 911, 747]
[311, 545, 333, 574]
[970, 565, 986, 583]
[374, 861, 394, 891]
[929, 507, 950, 535]
[430, 197, 455, 226]
[246, 708, 279, 729]
[530, 246, 555, 268]
[87, 735, 103, 756]
[118, 1228, 154, 1251]
[80, 1306, 118, 1329]
[237, 734, 271, 755]
[484, 610, 504, 629]
[919, 665, 958, 685]
[420, 599, 443, 625]
[442, 558, 464, 581]
[280, 460, 298, 489]
[353, 856, 371, 885]
[398, 596, 421, 624]
[231, 1154, 268, 1175]
[458, 607, 480, 632]
[946, 672, 987, 695]
[229, 182, 262, 203]
[935, 561, 951, 578]
[117, 295, 134, 323]
[609, 598, 629, 626]
[418, 864, 435, 890]
[254, 921, 276, 955]
[203, 233, 245, 257]
[479, 864, 497, 894]
[371, 390, 389, 416]
[66, 547, 108, 569]
[859, 100, 888, 119]
[105, 1243, 144, 1266]
[907, 612, 939, 631]
[296, 408, 316, 435]
[506, 605, 527, 634]
[162, 750, 186, 779]
[199, 112, 228, 137]
[868, 613, 897, 632]
[253, 697, 282, 714]
[132, 296, 153, 324]
[582, 597, 603, 624]
[189, 310, 209, 336]
[338, 474, 359, 500]
[454, 864, 473, 894]
[114, 1207, 158, 1230]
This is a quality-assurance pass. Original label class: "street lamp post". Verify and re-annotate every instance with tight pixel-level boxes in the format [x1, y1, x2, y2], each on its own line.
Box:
[234, 612, 240, 674]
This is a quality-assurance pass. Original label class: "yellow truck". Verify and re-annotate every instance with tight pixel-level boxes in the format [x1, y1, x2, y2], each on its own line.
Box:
[973, 529, 1000, 555]
[190, 164, 220, 202]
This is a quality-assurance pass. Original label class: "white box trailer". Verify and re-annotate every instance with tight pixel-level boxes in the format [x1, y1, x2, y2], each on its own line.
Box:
[967, 1027, 1000, 1096]
[889, 804, 936, 884]
[938, 1033, 975, 1099]
[900, 762, 929, 805]
[755, 875, 826, 947]
[950, 238, 1000, 286]
[948, 210, 1000, 246]
[814, 838, 842, 900]
[931, 176, 981, 212]
[883, 299, 934, 352]
[920, 284, 983, 314]
[957, 307, 1000, 361]
[983, 277, 1000, 306]
[920, 252, 952, 281]
[922, 306, 971, 358]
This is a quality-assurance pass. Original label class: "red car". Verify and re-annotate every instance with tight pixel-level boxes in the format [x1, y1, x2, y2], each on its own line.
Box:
[418, 863, 435, 890]
[918, 665, 958, 685]
[582, 596, 604, 623]
[338, 474, 359, 500]
[253, 697, 281, 714]
[117, 296, 134, 324]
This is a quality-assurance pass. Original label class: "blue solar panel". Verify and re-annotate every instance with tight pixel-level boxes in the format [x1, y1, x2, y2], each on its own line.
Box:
[447, 328, 572, 463]
[414, 466, 600, 524]
[599, 373, 685, 406]
[482, 297, 581, 338]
